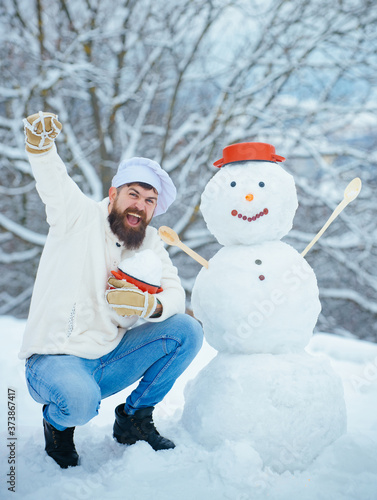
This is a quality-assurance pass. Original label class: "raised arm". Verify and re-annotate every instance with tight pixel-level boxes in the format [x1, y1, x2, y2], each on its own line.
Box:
[23, 112, 94, 232]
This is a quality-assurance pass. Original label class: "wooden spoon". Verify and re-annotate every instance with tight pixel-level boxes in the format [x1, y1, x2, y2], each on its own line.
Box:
[301, 177, 362, 257]
[158, 226, 209, 269]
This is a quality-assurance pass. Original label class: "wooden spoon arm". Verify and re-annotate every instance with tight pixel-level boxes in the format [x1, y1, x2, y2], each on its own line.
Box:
[158, 225, 209, 269]
[301, 198, 348, 257]
[176, 241, 209, 269]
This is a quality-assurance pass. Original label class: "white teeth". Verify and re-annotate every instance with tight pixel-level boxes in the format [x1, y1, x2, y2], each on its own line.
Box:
[128, 213, 141, 218]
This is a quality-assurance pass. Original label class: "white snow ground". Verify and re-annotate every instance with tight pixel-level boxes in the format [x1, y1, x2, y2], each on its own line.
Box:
[0, 315, 376, 500]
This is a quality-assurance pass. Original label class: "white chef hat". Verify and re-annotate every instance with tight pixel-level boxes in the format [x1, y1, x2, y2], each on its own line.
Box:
[111, 157, 177, 216]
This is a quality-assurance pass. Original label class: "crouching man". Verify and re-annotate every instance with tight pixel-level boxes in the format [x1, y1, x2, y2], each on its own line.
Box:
[19, 112, 203, 468]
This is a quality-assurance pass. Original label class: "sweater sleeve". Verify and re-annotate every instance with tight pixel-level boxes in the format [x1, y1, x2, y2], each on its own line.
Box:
[27, 145, 93, 233]
[145, 228, 186, 322]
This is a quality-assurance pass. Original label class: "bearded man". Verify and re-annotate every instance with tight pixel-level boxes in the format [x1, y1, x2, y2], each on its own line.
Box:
[19, 112, 203, 469]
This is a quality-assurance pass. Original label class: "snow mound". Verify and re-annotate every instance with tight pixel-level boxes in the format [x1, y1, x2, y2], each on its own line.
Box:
[118, 249, 162, 286]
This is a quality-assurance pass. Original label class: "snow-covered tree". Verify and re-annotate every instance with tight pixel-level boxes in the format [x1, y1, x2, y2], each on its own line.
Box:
[1, 0, 376, 341]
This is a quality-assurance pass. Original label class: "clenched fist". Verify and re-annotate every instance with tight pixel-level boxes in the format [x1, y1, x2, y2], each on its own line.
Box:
[23, 111, 62, 154]
[106, 278, 158, 318]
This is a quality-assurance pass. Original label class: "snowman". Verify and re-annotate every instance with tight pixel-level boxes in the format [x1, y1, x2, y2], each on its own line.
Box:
[181, 142, 347, 473]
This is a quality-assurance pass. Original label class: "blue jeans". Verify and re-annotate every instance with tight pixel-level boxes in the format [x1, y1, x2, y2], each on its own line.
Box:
[25, 314, 203, 431]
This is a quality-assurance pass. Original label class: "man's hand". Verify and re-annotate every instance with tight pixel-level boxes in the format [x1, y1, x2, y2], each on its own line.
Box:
[23, 111, 62, 154]
[106, 278, 159, 318]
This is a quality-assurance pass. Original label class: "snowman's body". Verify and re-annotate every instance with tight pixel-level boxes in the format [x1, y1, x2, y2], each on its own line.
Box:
[192, 242, 320, 354]
[182, 146, 346, 472]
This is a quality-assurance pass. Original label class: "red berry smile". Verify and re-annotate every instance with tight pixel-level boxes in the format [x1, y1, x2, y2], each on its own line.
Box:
[231, 208, 269, 221]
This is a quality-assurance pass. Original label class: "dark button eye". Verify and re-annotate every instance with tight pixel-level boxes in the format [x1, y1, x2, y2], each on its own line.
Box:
[230, 181, 236, 187]
[259, 182, 265, 188]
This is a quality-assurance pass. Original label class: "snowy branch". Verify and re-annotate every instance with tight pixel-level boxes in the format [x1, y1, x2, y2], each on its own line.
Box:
[320, 288, 377, 315]
[0, 213, 46, 246]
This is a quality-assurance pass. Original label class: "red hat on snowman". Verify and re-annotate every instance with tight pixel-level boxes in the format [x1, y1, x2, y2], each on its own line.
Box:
[213, 142, 285, 168]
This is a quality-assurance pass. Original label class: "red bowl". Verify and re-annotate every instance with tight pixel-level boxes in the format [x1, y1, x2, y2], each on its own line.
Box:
[111, 269, 163, 294]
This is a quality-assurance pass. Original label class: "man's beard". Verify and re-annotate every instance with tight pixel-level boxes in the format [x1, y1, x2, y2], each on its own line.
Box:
[108, 205, 150, 250]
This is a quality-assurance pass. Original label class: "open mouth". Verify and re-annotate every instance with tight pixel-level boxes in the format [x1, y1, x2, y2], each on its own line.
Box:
[231, 208, 269, 222]
[126, 213, 143, 227]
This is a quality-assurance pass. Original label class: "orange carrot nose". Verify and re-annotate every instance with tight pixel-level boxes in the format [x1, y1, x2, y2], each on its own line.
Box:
[245, 193, 254, 202]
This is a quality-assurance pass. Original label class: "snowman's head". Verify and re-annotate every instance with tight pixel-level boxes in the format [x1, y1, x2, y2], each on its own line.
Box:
[201, 143, 298, 245]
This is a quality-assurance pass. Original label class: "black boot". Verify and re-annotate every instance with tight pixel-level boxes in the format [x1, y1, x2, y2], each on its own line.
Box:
[113, 404, 175, 451]
[43, 417, 79, 468]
